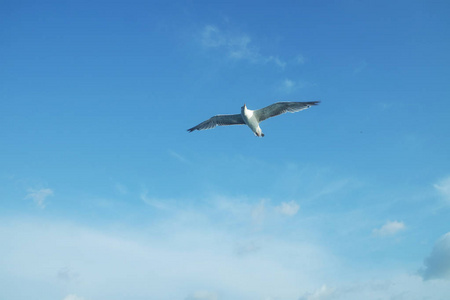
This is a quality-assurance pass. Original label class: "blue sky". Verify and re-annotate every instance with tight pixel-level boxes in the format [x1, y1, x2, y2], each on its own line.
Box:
[1, 0, 450, 299]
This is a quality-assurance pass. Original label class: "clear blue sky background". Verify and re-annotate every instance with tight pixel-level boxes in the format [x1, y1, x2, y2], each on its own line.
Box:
[1, 1, 450, 300]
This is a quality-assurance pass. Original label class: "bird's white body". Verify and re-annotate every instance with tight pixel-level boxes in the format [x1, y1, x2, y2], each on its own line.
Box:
[241, 105, 264, 137]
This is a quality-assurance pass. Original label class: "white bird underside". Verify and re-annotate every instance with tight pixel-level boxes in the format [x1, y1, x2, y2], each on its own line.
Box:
[187, 101, 320, 137]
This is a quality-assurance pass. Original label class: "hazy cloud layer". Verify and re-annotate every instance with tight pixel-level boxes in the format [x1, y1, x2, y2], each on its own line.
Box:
[0, 215, 335, 300]
[2, 206, 450, 299]
[63, 295, 85, 300]
[185, 291, 218, 300]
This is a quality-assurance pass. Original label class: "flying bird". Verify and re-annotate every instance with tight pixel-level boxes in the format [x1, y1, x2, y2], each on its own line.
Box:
[187, 101, 320, 137]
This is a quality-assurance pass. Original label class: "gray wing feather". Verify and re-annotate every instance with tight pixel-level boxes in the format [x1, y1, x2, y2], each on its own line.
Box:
[254, 101, 320, 122]
[187, 114, 245, 132]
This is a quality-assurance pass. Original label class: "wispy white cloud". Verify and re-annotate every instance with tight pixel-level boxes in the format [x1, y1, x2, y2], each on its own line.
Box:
[227, 35, 252, 60]
[265, 56, 286, 68]
[200, 25, 286, 68]
[434, 176, 450, 203]
[213, 195, 300, 228]
[25, 188, 54, 208]
[276, 200, 300, 216]
[201, 25, 226, 48]
[279, 78, 311, 93]
[200, 25, 309, 70]
[420, 232, 450, 280]
[372, 220, 406, 237]
[201, 25, 254, 59]
[283, 78, 295, 90]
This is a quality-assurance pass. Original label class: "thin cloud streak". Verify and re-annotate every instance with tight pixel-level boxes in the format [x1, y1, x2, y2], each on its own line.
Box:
[140, 191, 170, 210]
[169, 149, 191, 164]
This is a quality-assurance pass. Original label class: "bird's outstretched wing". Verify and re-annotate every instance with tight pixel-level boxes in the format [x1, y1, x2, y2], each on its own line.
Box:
[254, 101, 320, 122]
[187, 114, 245, 132]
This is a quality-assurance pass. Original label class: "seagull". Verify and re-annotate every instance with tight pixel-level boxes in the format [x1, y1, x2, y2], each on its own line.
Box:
[187, 101, 320, 137]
